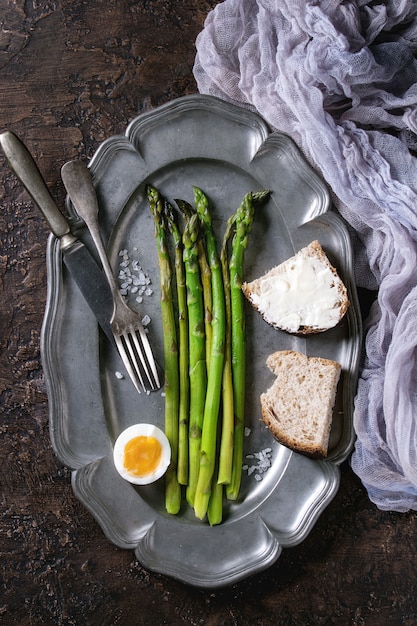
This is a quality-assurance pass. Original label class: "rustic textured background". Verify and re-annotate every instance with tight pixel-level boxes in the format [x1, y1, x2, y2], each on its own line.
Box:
[1, 2, 416, 624]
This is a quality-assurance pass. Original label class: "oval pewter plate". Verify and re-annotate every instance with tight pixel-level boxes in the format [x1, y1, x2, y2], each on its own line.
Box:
[41, 95, 362, 588]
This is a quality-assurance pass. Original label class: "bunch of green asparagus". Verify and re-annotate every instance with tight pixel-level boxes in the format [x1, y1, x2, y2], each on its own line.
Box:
[147, 184, 269, 524]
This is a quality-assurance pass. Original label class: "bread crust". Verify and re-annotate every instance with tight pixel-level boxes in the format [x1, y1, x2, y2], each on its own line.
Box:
[242, 240, 349, 335]
[260, 350, 341, 458]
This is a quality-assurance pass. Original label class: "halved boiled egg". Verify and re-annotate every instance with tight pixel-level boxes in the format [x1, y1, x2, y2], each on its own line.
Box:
[113, 423, 171, 485]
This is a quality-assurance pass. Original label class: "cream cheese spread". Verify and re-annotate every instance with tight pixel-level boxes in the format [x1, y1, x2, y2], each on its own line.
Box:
[248, 251, 344, 333]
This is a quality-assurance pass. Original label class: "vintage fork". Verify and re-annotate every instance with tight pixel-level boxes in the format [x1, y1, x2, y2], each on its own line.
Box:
[61, 159, 161, 394]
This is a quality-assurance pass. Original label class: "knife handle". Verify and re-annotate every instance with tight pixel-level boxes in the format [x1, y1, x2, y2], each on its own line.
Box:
[0, 131, 76, 246]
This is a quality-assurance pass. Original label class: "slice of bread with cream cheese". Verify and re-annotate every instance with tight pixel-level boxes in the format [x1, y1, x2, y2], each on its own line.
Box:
[242, 240, 349, 335]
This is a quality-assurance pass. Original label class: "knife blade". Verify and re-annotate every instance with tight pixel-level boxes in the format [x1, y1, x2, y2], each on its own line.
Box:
[0, 130, 114, 344]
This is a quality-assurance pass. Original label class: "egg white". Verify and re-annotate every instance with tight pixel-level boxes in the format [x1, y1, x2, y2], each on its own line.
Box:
[113, 423, 171, 485]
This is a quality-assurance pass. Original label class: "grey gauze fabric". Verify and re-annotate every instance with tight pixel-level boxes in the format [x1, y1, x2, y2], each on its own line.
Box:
[194, 0, 417, 511]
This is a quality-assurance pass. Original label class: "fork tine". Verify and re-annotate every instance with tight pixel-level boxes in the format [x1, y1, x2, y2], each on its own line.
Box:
[114, 334, 146, 394]
[121, 328, 160, 392]
[123, 331, 154, 391]
[133, 325, 161, 388]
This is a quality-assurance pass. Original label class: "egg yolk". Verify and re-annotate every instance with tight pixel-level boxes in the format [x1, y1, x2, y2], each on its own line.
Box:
[123, 435, 163, 477]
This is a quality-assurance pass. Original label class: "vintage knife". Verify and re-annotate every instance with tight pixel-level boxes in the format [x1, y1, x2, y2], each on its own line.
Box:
[0, 130, 114, 344]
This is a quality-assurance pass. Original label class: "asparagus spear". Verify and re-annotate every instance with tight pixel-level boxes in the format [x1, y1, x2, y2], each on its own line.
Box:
[147, 185, 181, 515]
[207, 476, 223, 526]
[218, 191, 271, 489]
[193, 187, 226, 520]
[175, 199, 212, 371]
[164, 201, 189, 486]
[226, 190, 270, 501]
[182, 212, 207, 507]
[217, 214, 235, 485]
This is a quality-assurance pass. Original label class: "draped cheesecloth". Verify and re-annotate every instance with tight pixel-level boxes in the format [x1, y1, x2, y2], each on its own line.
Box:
[193, 0, 417, 512]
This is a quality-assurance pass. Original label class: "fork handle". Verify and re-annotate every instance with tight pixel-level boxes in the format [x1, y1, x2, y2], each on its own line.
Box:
[61, 160, 120, 300]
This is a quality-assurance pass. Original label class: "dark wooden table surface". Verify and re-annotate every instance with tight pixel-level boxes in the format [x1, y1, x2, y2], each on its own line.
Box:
[1, 2, 416, 625]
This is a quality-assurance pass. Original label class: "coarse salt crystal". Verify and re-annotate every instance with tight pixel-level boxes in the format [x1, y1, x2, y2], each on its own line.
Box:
[242, 447, 273, 481]
[117, 249, 153, 314]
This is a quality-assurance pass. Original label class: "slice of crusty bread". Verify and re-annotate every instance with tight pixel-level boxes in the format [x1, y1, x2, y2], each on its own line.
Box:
[242, 240, 349, 335]
[260, 350, 341, 458]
